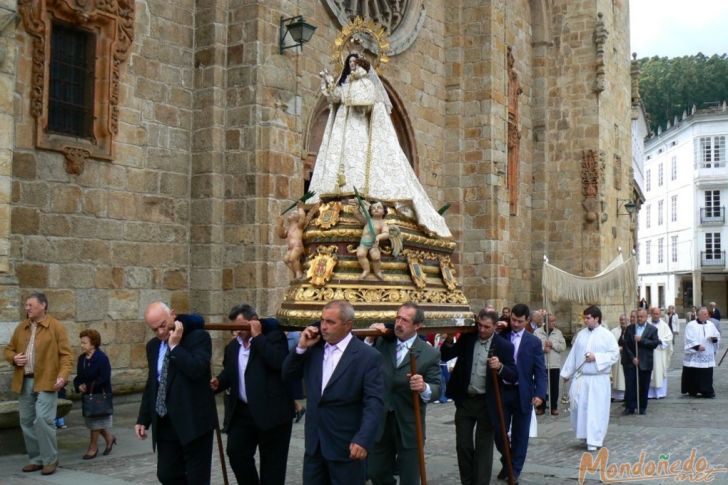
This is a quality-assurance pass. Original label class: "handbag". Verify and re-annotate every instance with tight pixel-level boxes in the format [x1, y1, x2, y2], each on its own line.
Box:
[82, 383, 113, 418]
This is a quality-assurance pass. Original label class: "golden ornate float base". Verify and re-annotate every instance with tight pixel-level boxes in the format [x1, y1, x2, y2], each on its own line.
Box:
[277, 197, 473, 327]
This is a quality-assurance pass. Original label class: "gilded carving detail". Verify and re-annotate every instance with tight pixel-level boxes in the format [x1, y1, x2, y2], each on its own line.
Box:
[306, 245, 339, 287]
[285, 285, 468, 305]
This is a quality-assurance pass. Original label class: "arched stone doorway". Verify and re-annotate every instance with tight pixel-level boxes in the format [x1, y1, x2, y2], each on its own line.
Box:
[302, 78, 418, 191]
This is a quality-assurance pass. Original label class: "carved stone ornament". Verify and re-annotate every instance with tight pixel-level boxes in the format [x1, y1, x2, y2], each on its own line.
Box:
[593, 12, 608, 93]
[323, 0, 426, 56]
[18, 0, 135, 173]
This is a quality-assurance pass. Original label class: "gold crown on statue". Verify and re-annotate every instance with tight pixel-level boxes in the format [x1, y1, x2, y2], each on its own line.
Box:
[332, 17, 390, 71]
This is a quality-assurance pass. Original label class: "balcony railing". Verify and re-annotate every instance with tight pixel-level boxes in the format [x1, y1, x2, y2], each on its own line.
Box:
[700, 207, 726, 224]
[701, 251, 725, 267]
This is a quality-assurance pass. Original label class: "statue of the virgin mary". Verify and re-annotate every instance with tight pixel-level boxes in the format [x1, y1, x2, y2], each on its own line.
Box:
[308, 51, 452, 238]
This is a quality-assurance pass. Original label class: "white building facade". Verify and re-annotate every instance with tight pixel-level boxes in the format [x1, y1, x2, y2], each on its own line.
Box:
[638, 104, 728, 314]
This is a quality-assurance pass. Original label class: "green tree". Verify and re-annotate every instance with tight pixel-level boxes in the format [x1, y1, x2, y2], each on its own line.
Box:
[639, 54, 728, 133]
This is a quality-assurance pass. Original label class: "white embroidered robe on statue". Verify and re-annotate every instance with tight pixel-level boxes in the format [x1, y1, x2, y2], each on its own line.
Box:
[309, 67, 451, 237]
[648, 319, 673, 398]
[560, 325, 619, 447]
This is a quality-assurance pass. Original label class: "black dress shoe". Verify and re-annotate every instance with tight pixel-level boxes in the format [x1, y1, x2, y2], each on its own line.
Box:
[639, 409, 646, 415]
[622, 409, 635, 415]
[497, 468, 508, 480]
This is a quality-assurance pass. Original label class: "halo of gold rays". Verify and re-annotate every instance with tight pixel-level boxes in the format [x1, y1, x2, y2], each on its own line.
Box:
[331, 17, 390, 70]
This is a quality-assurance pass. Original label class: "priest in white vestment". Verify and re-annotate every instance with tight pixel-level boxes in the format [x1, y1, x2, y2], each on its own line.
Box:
[681, 307, 720, 398]
[560, 306, 620, 451]
[610, 313, 629, 401]
[647, 307, 673, 399]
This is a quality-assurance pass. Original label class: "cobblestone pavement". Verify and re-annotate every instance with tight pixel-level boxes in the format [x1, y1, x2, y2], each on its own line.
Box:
[1, 327, 727, 484]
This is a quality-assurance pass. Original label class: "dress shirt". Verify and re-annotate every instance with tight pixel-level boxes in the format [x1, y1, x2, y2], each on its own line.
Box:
[237, 335, 252, 402]
[24, 321, 39, 375]
[321, 332, 353, 392]
[510, 329, 525, 359]
[157, 340, 168, 382]
[636, 323, 646, 337]
[395, 334, 432, 401]
[468, 335, 492, 395]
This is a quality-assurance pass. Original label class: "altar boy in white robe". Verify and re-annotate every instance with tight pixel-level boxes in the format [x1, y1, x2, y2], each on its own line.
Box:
[560, 305, 620, 451]
[647, 307, 673, 399]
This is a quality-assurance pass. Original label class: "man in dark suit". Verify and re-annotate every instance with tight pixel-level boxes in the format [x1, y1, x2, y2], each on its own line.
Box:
[135, 302, 216, 485]
[441, 309, 518, 485]
[365, 302, 441, 485]
[210, 304, 293, 485]
[282, 300, 384, 485]
[491, 303, 547, 483]
[619, 308, 660, 415]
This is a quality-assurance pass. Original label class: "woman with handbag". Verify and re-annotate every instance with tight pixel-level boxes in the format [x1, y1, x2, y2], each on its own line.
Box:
[73, 329, 116, 459]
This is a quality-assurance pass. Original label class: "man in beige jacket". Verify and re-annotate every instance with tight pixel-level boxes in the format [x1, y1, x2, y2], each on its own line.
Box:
[4, 292, 73, 476]
[534, 313, 566, 415]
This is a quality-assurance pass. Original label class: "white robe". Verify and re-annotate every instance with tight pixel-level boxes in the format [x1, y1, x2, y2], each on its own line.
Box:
[560, 325, 619, 447]
[684, 320, 720, 367]
[610, 326, 626, 399]
[648, 319, 673, 398]
[309, 67, 452, 238]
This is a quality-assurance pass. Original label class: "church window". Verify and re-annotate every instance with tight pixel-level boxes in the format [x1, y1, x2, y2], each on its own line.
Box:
[48, 23, 95, 138]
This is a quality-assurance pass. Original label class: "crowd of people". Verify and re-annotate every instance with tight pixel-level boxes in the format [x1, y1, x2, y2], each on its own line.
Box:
[3, 293, 722, 484]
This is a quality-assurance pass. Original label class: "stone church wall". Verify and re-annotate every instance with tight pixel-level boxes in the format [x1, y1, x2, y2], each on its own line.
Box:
[0, 0, 634, 396]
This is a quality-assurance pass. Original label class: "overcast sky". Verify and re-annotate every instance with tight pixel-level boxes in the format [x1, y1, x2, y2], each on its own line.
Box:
[630, 0, 728, 58]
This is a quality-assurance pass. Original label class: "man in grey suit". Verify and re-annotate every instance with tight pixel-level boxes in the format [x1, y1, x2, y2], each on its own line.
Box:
[366, 302, 441, 485]
[282, 300, 384, 485]
[619, 308, 660, 415]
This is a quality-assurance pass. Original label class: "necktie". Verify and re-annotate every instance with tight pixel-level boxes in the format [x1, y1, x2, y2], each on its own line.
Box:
[396, 341, 407, 366]
[322, 344, 337, 392]
[155, 347, 170, 417]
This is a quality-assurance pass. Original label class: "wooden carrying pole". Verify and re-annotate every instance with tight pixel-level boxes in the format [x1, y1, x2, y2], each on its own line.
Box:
[490, 359, 516, 485]
[409, 353, 427, 485]
[204, 322, 477, 337]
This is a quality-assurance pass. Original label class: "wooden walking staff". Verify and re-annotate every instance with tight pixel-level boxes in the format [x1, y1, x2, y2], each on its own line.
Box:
[213, 410, 230, 485]
[489, 350, 516, 485]
[409, 353, 428, 485]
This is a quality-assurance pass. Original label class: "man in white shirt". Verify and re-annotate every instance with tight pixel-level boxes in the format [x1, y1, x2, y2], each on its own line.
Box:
[282, 300, 385, 485]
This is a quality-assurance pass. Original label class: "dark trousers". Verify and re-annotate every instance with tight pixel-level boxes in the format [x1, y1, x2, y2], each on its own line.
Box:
[156, 415, 213, 485]
[536, 369, 560, 411]
[455, 395, 494, 485]
[491, 390, 530, 477]
[624, 366, 651, 412]
[227, 401, 293, 485]
[303, 444, 366, 485]
[369, 411, 419, 485]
